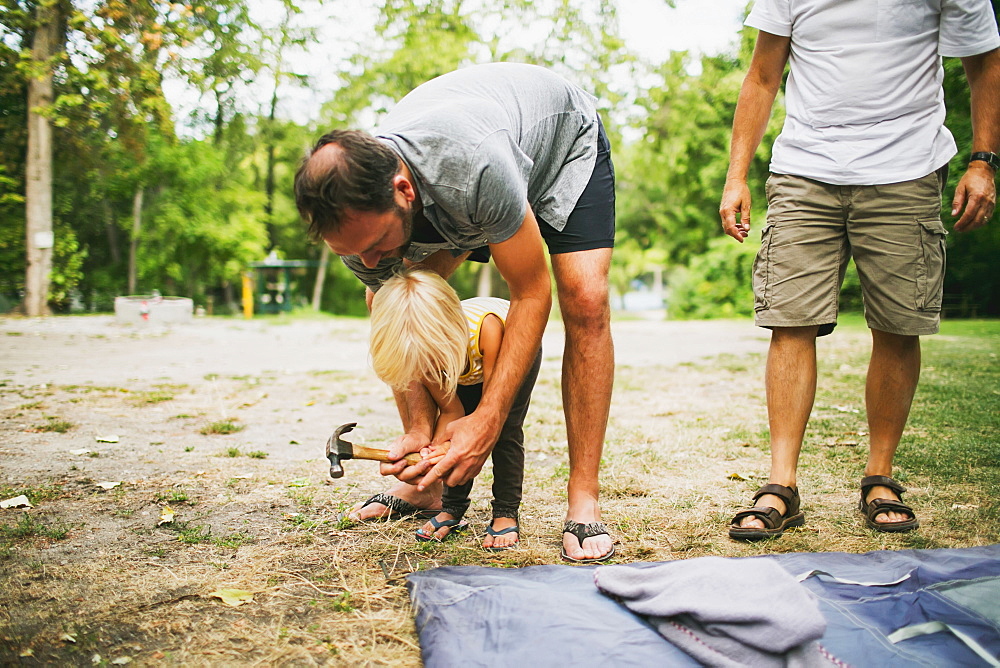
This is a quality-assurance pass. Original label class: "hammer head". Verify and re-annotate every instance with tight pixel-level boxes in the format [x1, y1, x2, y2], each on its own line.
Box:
[325, 422, 358, 479]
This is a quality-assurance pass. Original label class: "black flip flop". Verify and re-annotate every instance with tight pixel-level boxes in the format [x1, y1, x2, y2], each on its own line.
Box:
[341, 492, 441, 523]
[561, 521, 615, 563]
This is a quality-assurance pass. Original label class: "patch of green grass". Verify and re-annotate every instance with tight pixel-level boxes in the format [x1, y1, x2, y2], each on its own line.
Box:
[329, 591, 354, 612]
[224, 446, 242, 457]
[172, 523, 212, 544]
[201, 419, 244, 435]
[128, 390, 175, 405]
[287, 489, 315, 507]
[184, 446, 195, 452]
[155, 490, 193, 504]
[211, 531, 254, 548]
[0, 513, 70, 541]
[31, 416, 74, 433]
[0, 483, 64, 504]
[18, 400, 43, 410]
[247, 450, 268, 459]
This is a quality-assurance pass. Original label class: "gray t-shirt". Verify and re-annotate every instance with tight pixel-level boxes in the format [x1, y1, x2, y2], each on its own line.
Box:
[343, 62, 599, 291]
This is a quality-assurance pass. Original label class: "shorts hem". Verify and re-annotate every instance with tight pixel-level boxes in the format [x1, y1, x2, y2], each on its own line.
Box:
[547, 239, 615, 255]
[754, 316, 836, 331]
[865, 320, 939, 337]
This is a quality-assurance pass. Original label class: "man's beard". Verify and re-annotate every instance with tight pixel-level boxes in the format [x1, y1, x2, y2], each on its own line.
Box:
[394, 200, 414, 257]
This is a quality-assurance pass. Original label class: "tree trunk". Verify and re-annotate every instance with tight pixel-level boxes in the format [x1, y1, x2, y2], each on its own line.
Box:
[311, 244, 330, 311]
[477, 262, 492, 297]
[103, 199, 121, 264]
[127, 187, 144, 294]
[24, 3, 60, 317]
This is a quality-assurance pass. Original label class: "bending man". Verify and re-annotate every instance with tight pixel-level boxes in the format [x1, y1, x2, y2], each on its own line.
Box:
[295, 63, 617, 562]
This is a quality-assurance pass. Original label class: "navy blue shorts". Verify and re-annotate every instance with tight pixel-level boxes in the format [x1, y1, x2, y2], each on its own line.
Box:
[537, 118, 616, 254]
[466, 118, 616, 263]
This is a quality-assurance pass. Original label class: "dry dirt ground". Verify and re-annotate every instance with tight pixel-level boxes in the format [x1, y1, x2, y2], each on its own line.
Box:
[0, 313, 982, 665]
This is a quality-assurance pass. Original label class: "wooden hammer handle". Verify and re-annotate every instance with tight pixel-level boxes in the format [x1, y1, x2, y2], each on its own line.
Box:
[350, 445, 423, 466]
[350, 443, 452, 466]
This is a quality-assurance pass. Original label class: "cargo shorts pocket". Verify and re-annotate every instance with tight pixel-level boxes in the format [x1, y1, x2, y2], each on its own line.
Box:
[752, 223, 775, 312]
[916, 217, 947, 312]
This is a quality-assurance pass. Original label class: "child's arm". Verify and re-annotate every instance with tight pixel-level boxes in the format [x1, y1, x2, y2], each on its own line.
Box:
[422, 381, 465, 462]
[478, 313, 505, 390]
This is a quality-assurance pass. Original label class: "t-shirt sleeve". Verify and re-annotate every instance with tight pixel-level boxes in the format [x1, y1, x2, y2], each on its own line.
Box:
[465, 131, 530, 245]
[340, 254, 401, 293]
[939, 0, 1000, 58]
[745, 0, 792, 37]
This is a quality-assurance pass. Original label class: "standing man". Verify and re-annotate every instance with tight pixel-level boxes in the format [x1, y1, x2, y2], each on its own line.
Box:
[720, 0, 999, 539]
[295, 63, 617, 562]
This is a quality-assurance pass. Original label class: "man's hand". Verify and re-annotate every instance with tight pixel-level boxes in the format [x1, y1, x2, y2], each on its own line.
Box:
[720, 177, 752, 242]
[952, 164, 997, 233]
[414, 412, 501, 490]
[379, 430, 434, 482]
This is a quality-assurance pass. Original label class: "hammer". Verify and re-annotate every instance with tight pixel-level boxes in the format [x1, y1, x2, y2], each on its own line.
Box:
[325, 422, 423, 479]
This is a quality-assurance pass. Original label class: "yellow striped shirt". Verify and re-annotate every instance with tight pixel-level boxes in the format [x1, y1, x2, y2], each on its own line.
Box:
[457, 297, 509, 386]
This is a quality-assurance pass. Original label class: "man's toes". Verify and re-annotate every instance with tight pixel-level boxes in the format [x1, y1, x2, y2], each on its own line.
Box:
[582, 536, 612, 559]
[352, 502, 388, 521]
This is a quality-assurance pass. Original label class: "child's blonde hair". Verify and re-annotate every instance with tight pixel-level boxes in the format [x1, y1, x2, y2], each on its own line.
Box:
[369, 269, 467, 398]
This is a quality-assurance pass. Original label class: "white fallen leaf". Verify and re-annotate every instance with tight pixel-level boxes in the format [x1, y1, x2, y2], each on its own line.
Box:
[96, 435, 119, 443]
[91, 654, 102, 664]
[951, 503, 980, 510]
[158, 505, 175, 525]
[60, 633, 76, 643]
[208, 588, 254, 607]
[96, 481, 121, 490]
[111, 658, 132, 665]
[69, 448, 92, 455]
[1, 495, 33, 509]
[19, 648, 33, 657]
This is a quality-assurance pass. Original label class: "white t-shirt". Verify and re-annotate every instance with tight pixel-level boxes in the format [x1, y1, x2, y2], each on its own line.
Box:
[746, 0, 1000, 185]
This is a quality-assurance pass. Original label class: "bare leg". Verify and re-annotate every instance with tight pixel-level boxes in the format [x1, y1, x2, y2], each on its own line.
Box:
[551, 249, 615, 560]
[740, 326, 818, 529]
[863, 329, 920, 523]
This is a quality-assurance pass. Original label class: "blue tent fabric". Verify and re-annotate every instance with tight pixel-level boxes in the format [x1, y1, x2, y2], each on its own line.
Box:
[406, 544, 1000, 668]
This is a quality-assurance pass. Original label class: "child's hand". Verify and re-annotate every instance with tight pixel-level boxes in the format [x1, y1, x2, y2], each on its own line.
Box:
[420, 441, 451, 464]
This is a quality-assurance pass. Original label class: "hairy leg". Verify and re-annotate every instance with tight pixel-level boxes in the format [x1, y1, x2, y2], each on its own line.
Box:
[740, 326, 818, 529]
[551, 249, 615, 561]
[863, 329, 921, 523]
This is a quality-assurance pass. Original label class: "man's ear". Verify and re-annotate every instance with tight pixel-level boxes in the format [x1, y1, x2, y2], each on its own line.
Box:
[393, 174, 416, 204]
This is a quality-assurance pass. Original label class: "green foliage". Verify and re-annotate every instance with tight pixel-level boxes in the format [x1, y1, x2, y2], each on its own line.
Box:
[667, 236, 757, 319]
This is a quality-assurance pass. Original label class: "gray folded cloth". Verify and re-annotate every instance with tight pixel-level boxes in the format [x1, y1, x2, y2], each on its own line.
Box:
[595, 557, 837, 667]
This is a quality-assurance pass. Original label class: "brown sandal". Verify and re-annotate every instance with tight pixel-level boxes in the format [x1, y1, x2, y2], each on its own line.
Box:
[859, 475, 919, 533]
[729, 484, 805, 541]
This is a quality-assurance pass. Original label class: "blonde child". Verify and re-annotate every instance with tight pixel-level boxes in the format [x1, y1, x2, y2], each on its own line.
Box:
[369, 269, 540, 550]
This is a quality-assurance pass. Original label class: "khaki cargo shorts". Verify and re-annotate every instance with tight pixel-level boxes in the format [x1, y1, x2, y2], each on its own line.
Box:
[753, 170, 948, 337]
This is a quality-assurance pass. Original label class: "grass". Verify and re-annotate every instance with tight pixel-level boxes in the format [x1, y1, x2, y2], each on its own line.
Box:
[200, 419, 244, 435]
[0, 514, 70, 541]
[30, 417, 74, 433]
[0, 315, 996, 666]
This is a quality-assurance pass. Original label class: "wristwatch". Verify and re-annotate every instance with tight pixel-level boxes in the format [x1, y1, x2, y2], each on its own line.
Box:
[969, 151, 1000, 171]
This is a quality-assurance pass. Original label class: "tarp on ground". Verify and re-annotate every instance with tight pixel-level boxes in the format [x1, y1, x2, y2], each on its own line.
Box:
[406, 544, 1000, 667]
